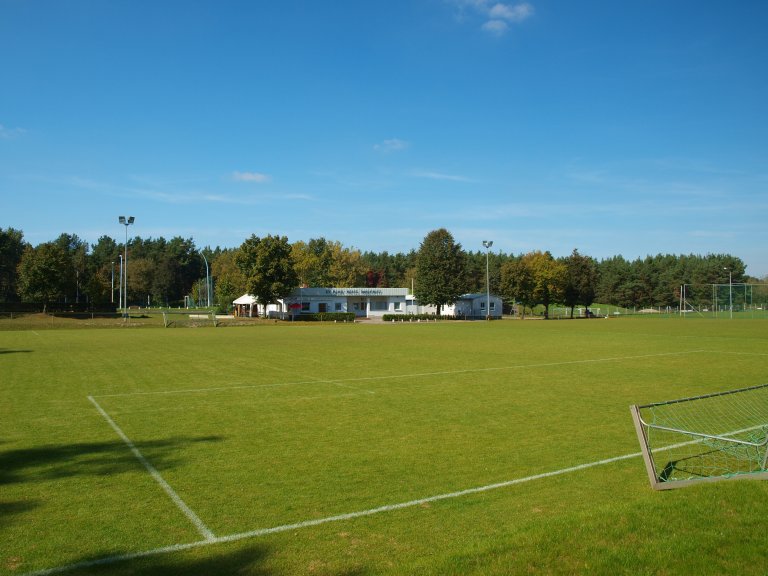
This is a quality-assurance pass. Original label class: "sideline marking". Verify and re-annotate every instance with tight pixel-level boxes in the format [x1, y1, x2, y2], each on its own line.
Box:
[92, 350, 706, 398]
[87, 396, 215, 542]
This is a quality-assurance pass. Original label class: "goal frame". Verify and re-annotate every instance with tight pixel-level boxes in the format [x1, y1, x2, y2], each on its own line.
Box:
[161, 310, 218, 328]
[631, 384, 768, 490]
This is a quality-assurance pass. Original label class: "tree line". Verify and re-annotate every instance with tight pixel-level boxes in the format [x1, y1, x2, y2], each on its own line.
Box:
[0, 226, 758, 315]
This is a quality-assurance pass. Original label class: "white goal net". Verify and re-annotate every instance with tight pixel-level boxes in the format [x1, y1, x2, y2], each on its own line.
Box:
[631, 384, 768, 489]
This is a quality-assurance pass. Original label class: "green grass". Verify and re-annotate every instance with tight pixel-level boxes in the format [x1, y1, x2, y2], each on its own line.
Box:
[2, 318, 768, 575]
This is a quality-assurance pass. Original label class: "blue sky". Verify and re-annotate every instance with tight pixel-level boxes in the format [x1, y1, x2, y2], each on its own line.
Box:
[2, 0, 767, 277]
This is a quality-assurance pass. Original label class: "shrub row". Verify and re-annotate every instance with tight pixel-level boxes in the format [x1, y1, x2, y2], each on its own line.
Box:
[295, 312, 356, 322]
[382, 313, 458, 322]
[0, 302, 119, 314]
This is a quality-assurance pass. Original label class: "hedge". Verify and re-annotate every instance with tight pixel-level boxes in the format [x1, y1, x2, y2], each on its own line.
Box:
[381, 313, 457, 322]
[295, 312, 356, 322]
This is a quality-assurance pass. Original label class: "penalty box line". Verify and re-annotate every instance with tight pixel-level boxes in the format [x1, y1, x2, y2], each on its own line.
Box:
[26, 428, 725, 576]
[86, 396, 215, 542]
[26, 447, 647, 576]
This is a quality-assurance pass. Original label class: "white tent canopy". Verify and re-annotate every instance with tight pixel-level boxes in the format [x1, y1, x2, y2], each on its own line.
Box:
[232, 294, 256, 305]
[232, 293, 257, 317]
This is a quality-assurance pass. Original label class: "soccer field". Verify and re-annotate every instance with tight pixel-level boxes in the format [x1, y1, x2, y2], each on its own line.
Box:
[2, 318, 768, 575]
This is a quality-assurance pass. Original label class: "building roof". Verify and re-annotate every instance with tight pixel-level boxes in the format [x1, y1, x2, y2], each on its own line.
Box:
[458, 293, 500, 300]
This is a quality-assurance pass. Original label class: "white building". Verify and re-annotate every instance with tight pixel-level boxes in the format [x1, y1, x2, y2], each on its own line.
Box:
[234, 288, 503, 320]
[412, 293, 503, 319]
[284, 287, 408, 318]
[235, 287, 409, 319]
[444, 293, 503, 319]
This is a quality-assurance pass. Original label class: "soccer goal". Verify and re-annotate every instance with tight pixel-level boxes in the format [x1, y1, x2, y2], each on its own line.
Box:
[631, 384, 768, 490]
[160, 310, 218, 328]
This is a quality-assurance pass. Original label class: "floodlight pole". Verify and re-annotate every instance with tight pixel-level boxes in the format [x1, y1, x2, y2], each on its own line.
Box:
[118, 255, 123, 313]
[119, 216, 135, 318]
[724, 267, 732, 319]
[200, 251, 211, 308]
[483, 240, 493, 320]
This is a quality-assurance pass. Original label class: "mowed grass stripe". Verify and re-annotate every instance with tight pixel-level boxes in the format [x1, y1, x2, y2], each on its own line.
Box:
[91, 349, 707, 398]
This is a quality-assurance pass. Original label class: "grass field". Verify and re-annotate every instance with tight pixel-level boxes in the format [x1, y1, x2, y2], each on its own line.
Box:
[2, 317, 768, 575]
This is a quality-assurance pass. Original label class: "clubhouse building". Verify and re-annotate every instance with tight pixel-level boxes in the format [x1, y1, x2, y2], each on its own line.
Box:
[233, 287, 503, 320]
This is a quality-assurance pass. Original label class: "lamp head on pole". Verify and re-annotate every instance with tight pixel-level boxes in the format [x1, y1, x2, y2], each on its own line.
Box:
[482, 240, 493, 249]
[119, 216, 126, 224]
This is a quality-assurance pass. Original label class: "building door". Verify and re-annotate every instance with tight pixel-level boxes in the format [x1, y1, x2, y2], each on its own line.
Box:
[319, 303, 327, 313]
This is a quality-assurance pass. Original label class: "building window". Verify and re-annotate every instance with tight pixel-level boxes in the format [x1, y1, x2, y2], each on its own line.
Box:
[480, 301, 486, 310]
[394, 301, 402, 311]
[372, 301, 387, 311]
[301, 302, 310, 312]
[335, 302, 342, 311]
[490, 302, 495, 311]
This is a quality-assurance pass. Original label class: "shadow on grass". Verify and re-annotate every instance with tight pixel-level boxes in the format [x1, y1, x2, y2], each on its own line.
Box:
[0, 348, 33, 354]
[0, 436, 224, 486]
[0, 499, 39, 527]
[43, 544, 369, 576]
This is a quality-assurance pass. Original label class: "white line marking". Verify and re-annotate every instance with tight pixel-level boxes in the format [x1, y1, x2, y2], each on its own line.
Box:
[23, 423, 749, 576]
[92, 350, 706, 398]
[24, 447, 647, 576]
[87, 396, 216, 542]
[705, 350, 768, 357]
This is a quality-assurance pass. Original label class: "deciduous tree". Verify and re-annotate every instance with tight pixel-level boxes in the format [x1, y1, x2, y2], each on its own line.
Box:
[211, 248, 246, 312]
[562, 249, 599, 318]
[16, 242, 74, 308]
[414, 229, 466, 316]
[528, 251, 565, 318]
[500, 256, 534, 318]
[236, 234, 298, 316]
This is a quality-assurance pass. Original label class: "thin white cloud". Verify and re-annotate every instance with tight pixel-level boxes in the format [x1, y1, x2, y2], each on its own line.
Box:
[411, 170, 474, 182]
[203, 192, 312, 204]
[451, 1, 534, 34]
[232, 171, 271, 183]
[482, 20, 508, 35]
[374, 138, 410, 153]
[0, 124, 26, 139]
[489, 2, 533, 22]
